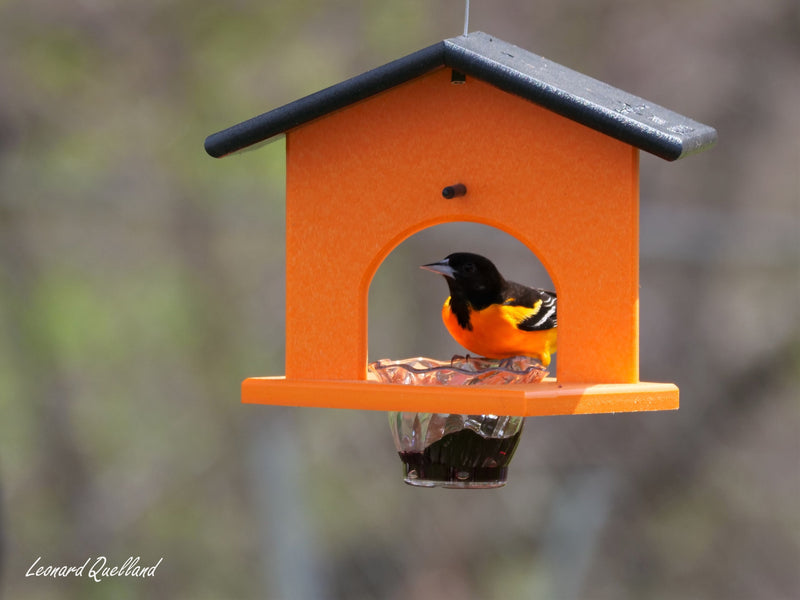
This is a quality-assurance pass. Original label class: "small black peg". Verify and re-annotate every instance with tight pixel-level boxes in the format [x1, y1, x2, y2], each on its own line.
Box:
[442, 183, 467, 199]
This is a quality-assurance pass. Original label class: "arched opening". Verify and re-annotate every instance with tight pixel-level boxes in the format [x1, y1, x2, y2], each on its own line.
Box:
[368, 221, 558, 377]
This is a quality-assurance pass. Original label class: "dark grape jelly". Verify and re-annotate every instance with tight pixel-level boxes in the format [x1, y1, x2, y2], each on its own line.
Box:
[398, 426, 524, 488]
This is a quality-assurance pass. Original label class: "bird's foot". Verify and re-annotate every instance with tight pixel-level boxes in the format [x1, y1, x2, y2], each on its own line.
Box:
[450, 354, 471, 367]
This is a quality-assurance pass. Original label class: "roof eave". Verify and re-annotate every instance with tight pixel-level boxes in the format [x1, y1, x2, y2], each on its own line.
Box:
[205, 32, 717, 161]
[204, 42, 446, 158]
[442, 35, 717, 161]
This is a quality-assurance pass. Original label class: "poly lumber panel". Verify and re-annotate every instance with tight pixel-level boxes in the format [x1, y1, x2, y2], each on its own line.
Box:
[242, 378, 679, 416]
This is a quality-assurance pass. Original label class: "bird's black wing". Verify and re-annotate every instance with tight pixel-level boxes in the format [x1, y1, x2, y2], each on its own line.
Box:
[503, 282, 557, 331]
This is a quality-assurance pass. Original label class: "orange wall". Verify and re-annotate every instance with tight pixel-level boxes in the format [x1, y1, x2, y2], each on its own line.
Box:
[284, 67, 639, 384]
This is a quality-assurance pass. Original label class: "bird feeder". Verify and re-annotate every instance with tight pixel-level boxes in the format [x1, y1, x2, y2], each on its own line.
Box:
[205, 32, 716, 483]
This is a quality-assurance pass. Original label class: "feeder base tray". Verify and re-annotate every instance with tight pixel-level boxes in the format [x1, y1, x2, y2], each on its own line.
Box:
[241, 377, 679, 416]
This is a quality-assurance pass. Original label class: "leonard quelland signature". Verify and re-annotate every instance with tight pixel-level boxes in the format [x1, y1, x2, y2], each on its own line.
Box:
[26, 556, 163, 583]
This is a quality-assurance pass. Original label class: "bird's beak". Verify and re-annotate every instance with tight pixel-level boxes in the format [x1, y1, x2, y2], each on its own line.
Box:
[420, 259, 455, 278]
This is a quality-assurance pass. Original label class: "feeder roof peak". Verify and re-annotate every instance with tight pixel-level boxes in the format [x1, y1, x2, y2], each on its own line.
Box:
[205, 31, 716, 161]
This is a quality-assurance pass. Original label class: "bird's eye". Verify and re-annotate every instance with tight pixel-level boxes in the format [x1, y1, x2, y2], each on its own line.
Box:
[463, 262, 476, 274]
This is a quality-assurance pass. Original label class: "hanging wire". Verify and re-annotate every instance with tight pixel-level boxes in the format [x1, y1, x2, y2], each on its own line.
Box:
[464, 0, 470, 35]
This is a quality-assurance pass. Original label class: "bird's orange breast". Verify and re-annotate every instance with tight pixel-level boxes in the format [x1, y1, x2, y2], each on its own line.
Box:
[441, 298, 557, 365]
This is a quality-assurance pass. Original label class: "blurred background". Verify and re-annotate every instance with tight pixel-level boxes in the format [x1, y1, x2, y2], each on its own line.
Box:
[1, 1, 798, 598]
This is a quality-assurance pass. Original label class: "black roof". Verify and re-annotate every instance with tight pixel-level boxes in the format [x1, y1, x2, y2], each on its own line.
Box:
[205, 31, 717, 161]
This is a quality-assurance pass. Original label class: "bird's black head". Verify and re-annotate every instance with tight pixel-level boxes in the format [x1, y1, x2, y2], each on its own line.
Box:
[421, 252, 505, 306]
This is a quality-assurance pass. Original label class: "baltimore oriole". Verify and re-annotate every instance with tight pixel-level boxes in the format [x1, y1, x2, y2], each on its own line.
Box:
[421, 252, 557, 366]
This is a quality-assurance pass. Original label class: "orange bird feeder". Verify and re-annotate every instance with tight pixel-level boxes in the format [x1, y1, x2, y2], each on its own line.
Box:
[205, 32, 716, 418]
